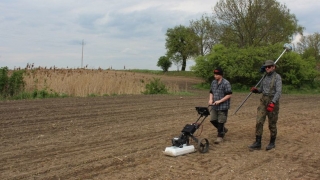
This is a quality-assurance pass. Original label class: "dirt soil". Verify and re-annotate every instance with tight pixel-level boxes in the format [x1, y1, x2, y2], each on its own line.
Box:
[1, 77, 320, 180]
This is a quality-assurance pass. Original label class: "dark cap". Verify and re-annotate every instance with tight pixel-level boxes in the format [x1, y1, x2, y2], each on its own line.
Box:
[214, 67, 223, 75]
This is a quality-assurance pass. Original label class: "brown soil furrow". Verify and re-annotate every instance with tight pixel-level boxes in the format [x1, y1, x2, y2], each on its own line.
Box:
[1, 92, 320, 179]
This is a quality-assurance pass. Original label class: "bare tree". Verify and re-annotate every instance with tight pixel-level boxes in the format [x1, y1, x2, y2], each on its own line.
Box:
[190, 14, 222, 56]
[297, 33, 320, 71]
[297, 33, 320, 62]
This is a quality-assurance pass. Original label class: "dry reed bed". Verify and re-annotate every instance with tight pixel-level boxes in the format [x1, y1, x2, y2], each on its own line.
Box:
[22, 69, 181, 97]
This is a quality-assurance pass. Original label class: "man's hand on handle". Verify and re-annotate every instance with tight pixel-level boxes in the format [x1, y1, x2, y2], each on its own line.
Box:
[212, 100, 221, 105]
[250, 87, 259, 93]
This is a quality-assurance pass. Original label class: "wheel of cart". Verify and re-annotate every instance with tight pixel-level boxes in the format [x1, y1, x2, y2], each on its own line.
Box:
[197, 138, 209, 153]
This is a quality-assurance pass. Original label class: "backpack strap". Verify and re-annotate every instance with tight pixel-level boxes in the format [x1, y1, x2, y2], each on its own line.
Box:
[268, 72, 277, 98]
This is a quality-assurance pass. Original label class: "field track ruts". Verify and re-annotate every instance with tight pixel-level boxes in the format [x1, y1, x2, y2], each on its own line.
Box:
[1, 90, 320, 179]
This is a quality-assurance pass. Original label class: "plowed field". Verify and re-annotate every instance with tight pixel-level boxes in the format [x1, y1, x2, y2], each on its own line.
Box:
[1, 77, 320, 179]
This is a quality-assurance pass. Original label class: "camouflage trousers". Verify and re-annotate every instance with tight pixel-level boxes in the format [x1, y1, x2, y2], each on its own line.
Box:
[255, 95, 280, 138]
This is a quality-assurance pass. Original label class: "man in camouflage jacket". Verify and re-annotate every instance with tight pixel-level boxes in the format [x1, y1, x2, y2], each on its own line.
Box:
[249, 60, 282, 151]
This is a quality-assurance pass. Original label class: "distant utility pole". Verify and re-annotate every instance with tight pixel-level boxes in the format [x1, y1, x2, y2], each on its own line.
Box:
[81, 39, 85, 68]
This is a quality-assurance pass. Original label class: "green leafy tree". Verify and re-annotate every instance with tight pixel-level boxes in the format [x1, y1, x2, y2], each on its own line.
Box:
[0, 67, 9, 95]
[8, 70, 25, 96]
[191, 44, 318, 88]
[0, 67, 25, 98]
[213, 0, 304, 47]
[276, 52, 318, 87]
[192, 44, 265, 84]
[157, 56, 172, 72]
[165, 25, 198, 71]
[170, 53, 182, 71]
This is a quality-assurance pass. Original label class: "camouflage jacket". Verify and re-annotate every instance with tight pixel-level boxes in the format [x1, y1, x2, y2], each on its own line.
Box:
[258, 71, 282, 103]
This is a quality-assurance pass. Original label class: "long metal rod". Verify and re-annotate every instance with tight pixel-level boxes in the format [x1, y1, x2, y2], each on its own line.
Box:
[274, 48, 287, 64]
[232, 48, 287, 115]
[232, 74, 265, 115]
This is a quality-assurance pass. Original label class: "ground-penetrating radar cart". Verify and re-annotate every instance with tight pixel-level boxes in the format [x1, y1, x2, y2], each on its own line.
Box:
[163, 106, 211, 156]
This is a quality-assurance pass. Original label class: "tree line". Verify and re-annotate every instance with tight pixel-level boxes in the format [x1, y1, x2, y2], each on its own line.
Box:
[157, 0, 320, 88]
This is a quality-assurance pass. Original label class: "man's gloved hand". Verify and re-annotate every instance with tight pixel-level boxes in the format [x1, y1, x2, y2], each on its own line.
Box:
[250, 87, 259, 93]
[267, 102, 275, 112]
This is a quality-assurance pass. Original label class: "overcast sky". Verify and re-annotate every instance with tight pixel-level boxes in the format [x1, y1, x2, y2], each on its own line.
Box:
[1, 0, 319, 70]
